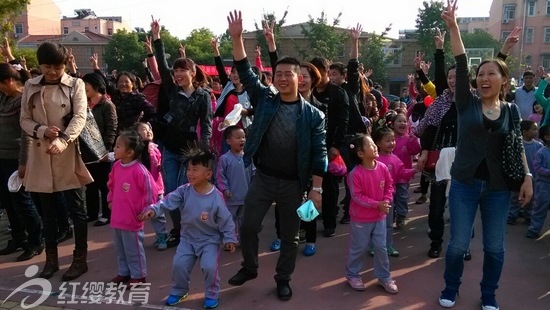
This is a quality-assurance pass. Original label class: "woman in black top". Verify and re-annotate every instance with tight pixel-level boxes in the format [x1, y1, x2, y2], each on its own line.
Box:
[438, 2, 533, 309]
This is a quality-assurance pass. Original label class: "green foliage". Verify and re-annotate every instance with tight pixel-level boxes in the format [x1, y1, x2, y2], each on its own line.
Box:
[299, 11, 348, 61]
[0, 0, 28, 33]
[136, 26, 181, 65]
[217, 31, 234, 61]
[415, 0, 454, 73]
[253, 10, 289, 65]
[183, 28, 216, 65]
[12, 47, 37, 68]
[104, 29, 145, 76]
[360, 25, 398, 87]
[461, 29, 501, 52]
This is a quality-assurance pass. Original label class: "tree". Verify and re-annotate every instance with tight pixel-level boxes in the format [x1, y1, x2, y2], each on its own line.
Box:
[104, 29, 144, 75]
[461, 29, 501, 52]
[182, 28, 216, 65]
[415, 0, 453, 73]
[136, 26, 181, 65]
[217, 31, 234, 61]
[0, 0, 28, 34]
[360, 25, 399, 87]
[12, 47, 37, 68]
[253, 10, 288, 64]
[299, 11, 348, 61]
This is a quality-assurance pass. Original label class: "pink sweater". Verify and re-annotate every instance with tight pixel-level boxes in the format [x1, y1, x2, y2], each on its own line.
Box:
[148, 143, 164, 195]
[347, 161, 394, 223]
[377, 153, 416, 184]
[394, 134, 421, 169]
[107, 160, 158, 231]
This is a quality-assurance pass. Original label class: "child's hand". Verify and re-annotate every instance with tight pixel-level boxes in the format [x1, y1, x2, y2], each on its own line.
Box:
[108, 202, 112, 209]
[223, 190, 232, 199]
[224, 242, 236, 252]
[138, 209, 155, 221]
[377, 201, 391, 214]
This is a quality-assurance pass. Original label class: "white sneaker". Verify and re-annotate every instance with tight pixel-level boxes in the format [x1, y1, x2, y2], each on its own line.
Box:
[378, 279, 398, 294]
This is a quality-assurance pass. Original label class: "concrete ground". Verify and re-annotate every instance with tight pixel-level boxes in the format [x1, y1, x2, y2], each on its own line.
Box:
[1, 176, 549, 310]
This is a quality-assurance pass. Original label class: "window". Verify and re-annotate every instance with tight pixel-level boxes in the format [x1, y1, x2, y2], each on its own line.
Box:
[527, 1, 536, 16]
[383, 47, 402, 67]
[72, 21, 80, 26]
[542, 55, 550, 69]
[14, 23, 23, 34]
[63, 27, 69, 34]
[84, 27, 89, 32]
[107, 28, 113, 35]
[525, 28, 534, 43]
[545, 27, 550, 43]
[547, 0, 550, 15]
[503, 4, 516, 19]
[501, 31, 512, 41]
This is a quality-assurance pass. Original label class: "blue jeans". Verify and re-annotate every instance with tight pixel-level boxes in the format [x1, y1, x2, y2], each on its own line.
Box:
[444, 178, 510, 296]
[528, 180, 550, 234]
[162, 149, 189, 231]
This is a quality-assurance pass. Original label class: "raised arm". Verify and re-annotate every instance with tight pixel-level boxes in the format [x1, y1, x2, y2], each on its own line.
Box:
[90, 53, 116, 97]
[211, 37, 230, 87]
[144, 35, 161, 81]
[228, 11, 246, 61]
[263, 19, 279, 68]
[499, 27, 521, 59]
[347, 23, 362, 96]
[433, 28, 448, 95]
[151, 16, 176, 94]
[442, 0, 464, 57]
[254, 46, 264, 71]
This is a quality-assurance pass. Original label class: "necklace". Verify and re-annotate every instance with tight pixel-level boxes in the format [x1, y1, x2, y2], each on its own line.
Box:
[486, 109, 494, 115]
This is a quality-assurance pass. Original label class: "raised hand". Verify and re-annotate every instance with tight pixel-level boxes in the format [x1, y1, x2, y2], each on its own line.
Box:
[434, 27, 446, 49]
[144, 35, 153, 54]
[210, 37, 220, 56]
[501, 27, 521, 55]
[414, 52, 423, 71]
[151, 15, 161, 40]
[89, 53, 99, 70]
[227, 10, 243, 39]
[263, 19, 275, 45]
[408, 74, 416, 84]
[0, 37, 14, 61]
[422, 61, 432, 75]
[254, 45, 261, 58]
[179, 43, 186, 58]
[350, 23, 363, 41]
[19, 55, 27, 70]
[67, 48, 77, 73]
[441, 0, 458, 29]
[364, 68, 373, 78]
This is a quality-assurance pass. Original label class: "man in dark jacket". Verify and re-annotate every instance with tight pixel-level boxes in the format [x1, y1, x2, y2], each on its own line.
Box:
[226, 10, 326, 302]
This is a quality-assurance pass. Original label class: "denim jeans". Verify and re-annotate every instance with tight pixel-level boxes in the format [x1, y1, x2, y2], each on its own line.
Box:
[162, 149, 189, 231]
[394, 183, 409, 217]
[0, 159, 42, 247]
[444, 178, 509, 296]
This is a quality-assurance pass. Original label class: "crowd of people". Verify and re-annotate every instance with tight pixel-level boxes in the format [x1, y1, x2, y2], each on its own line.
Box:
[0, 1, 549, 309]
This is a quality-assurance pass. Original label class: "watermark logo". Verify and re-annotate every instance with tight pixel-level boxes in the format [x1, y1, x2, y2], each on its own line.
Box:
[2, 265, 150, 308]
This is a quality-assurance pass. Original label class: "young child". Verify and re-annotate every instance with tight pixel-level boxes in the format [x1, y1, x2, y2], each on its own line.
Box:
[107, 131, 158, 285]
[372, 127, 417, 257]
[139, 148, 237, 309]
[526, 125, 550, 238]
[528, 102, 544, 125]
[345, 134, 398, 294]
[216, 126, 254, 244]
[507, 120, 543, 225]
[388, 113, 421, 228]
[136, 122, 170, 250]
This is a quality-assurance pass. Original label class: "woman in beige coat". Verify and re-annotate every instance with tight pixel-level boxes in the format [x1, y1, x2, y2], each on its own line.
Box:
[20, 42, 93, 281]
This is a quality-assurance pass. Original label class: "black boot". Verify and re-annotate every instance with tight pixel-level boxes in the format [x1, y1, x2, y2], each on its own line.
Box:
[62, 249, 88, 281]
[17, 244, 44, 262]
[39, 248, 59, 279]
[0, 239, 25, 255]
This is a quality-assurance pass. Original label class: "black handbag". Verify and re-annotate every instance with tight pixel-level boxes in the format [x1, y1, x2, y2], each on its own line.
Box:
[63, 80, 108, 164]
[502, 102, 525, 191]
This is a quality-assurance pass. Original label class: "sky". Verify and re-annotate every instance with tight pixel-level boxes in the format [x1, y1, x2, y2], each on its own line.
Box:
[52, 0, 494, 39]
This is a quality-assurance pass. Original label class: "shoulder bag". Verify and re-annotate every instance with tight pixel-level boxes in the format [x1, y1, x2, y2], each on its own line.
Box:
[502, 102, 525, 191]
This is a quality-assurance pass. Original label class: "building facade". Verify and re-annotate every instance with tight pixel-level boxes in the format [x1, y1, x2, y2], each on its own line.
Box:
[61, 9, 130, 36]
[10, 0, 61, 41]
[488, 0, 550, 70]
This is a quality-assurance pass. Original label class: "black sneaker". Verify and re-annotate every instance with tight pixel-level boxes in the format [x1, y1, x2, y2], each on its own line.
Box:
[228, 268, 258, 286]
[428, 245, 442, 258]
[415, 195, 428, 204]
[57, 227, 73, 243]
[167, 229, 180, 248]
[463, 249, 472, 261]
[323, 228, 336, 237]
[339, 214, 350, 224]
[395, 215, 405, 229]
[17, 244, 44, 261]
[0, 240, 25, 255]
[526, 230, 540, 239]
[276, 280, 292, 301]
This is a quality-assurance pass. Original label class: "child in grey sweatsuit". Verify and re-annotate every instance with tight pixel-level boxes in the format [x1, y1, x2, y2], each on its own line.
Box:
[140, 149, 237, 309]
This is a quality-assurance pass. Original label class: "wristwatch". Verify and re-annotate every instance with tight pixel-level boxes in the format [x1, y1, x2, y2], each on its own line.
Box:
[311, 187, 323, 194]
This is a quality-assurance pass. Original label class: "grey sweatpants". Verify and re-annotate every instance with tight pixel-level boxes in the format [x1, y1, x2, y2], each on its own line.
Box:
[171, 242, 221, 300]
[113, 228, 147, 279]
